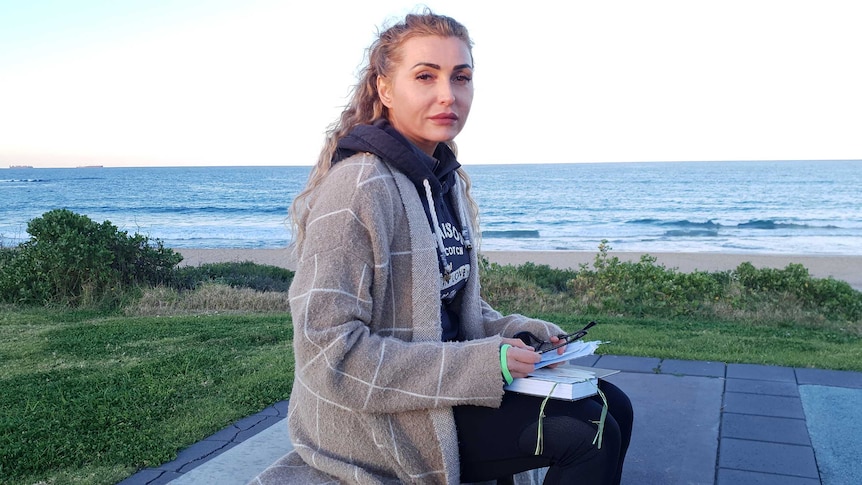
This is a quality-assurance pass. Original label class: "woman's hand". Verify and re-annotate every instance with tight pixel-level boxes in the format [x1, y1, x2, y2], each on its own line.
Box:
[501, 337, 541, 379]
[549, 335, 568, 354]
[545, 335, 568, 369]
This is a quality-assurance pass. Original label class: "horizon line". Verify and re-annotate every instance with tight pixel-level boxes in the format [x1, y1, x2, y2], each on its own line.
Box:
[4, 158, 862, 170]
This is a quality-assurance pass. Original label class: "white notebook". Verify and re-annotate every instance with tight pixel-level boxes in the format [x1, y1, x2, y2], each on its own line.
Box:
[504, 364, 619, 401]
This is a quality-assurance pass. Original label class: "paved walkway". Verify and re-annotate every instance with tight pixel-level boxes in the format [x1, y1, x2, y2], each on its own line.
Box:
[118, 355, 862, 485]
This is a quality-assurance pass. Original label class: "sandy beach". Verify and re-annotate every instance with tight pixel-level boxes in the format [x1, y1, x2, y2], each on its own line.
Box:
[177, 248, 862, 291]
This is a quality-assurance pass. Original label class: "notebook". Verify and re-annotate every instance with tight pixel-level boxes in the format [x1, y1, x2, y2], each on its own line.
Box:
[504, 364, 620, 401]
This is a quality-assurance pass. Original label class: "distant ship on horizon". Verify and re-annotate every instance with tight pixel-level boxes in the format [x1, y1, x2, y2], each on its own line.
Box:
[5, 164, 107, 169]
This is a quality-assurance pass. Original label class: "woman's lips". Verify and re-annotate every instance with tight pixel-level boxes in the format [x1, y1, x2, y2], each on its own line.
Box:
[429, 113, 458, 124]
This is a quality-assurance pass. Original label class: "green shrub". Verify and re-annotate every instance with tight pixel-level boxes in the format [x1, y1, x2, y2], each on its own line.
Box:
[0, 246, 16, 270]
[477, 257, 556, 313]
[478, 240, 862, 327]
[0, 209, 182, 306]
[508, 261, 578, 293]
[566, 241, 723, 317]
[570, 241, 860, 324]
[173, 261, 294, 292]
[735, 261, 862, 321]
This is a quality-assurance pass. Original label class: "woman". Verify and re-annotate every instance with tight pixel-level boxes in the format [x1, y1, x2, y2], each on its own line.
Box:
[254, 10, 632, 485]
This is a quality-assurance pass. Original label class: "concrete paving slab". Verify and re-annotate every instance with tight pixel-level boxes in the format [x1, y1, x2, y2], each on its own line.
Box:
[724, 378, 799, 397]
[595, 355, 661, 374]
[795, 367, 862, 388]
[606, 372, 723, 485]
[721, 413, 810, 446]
[723, 392, 805, 419]
[719, 438, 819, 479]
[660, 359, 726, 378]
[716, 468, 820, 485]
[726, 363, 796, 382]
[170, 420, 292, 485]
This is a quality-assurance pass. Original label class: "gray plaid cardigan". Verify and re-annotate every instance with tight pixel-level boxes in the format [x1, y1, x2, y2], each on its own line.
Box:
[252, 154, 561, 484]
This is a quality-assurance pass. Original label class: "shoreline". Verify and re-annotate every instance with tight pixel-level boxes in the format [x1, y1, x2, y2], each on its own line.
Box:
[176, 248, 862, 290]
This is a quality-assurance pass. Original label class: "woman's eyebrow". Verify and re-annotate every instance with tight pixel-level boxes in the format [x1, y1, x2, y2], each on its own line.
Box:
[411, 62, 473, 70]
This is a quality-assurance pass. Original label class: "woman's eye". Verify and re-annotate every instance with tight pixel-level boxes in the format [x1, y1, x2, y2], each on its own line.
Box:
[416, 73, 434, 81]
[453, 74, 472, 84]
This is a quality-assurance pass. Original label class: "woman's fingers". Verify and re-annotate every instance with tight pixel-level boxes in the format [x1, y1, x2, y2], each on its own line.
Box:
[549, 335, 568, 355]
[504, 344, 540, 379]
[502, 336, 533, 351]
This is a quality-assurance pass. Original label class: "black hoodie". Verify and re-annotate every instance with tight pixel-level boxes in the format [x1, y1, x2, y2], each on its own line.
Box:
[334, 119, 472, 341]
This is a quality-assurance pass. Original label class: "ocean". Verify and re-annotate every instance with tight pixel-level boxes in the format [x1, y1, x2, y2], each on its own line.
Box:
[2, 160, 861, 255]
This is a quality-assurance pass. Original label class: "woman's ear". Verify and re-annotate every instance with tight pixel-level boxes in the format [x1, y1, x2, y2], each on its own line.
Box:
[377, 75, 393, 108]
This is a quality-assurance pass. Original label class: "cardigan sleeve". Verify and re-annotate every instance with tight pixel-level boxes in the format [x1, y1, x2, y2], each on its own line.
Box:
[289, 156, 505, 414]
[478, 299, 566, 341]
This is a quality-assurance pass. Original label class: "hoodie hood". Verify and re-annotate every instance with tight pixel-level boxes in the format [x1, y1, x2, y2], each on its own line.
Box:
[334, 119, 460, 195]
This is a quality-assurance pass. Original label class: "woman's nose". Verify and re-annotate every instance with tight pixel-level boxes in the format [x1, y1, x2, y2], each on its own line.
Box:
[437, 80, 455, 105]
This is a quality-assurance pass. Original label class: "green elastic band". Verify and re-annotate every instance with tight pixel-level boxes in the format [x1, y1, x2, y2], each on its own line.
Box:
[500, 344, 513, 385]
[590, 383, 609, 449]
[534, 382, 558, 455]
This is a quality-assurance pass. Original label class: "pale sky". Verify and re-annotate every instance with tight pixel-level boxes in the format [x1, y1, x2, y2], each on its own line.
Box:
[1, 0, 860, 168]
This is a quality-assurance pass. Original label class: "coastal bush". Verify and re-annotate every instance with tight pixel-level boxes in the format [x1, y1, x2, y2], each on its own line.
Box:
[0, 245, 15, 269]
[477, 256, 574, 314]
[480, 240, 862, 330]
[496, 260, 579, 292]
[0, 209, 182, 306]
[172, 261, 294, 292]
[734, 261, 862, 322]
[565, 241, 724, 318]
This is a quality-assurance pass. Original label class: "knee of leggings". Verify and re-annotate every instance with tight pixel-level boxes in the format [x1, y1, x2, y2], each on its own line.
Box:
[519, 416, 615, 464]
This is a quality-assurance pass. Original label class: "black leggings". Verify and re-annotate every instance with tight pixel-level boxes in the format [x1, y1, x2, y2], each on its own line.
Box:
[454, 380, 633, 485]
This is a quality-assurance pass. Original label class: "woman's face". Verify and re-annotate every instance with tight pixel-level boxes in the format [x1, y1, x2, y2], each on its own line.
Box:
[377, 35, 474, 156]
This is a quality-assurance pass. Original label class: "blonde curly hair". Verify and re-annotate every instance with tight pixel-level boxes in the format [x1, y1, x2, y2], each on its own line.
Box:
[289, 9, 481, 252]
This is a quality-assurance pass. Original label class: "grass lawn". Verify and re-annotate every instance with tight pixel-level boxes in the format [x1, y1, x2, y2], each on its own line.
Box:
[0, 308, 293, 485]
